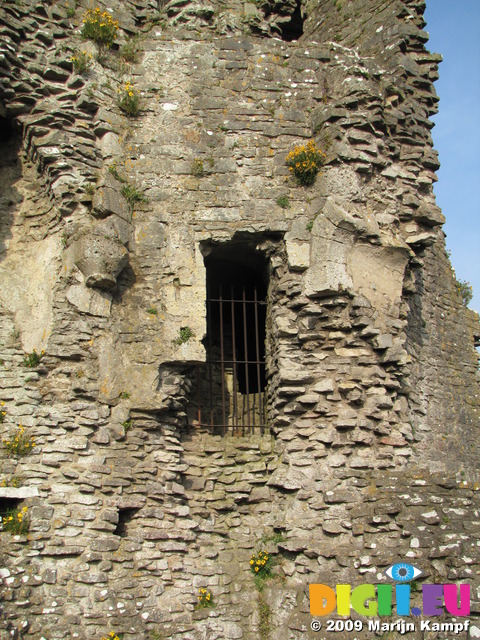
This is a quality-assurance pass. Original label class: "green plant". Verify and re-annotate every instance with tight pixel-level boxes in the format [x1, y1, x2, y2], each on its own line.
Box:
[276, 195, 290, 209]
[285, 140, 326, 186]
[250, 549, 273, 590]
[121, 37, 139, 62]
[100, 633, 123, 640]
[86, 82, 97, 98]
[66, 4, 76, 19]
[0, 476, 23, 488]
[196, 588, 215, 609]
[258, 593, 271, 640]
[85, 182, 96, 196]
[191, 158, 204, 177]
[81, 8, 119, 48]
[70, 49, 93, 74]
[122, 419, 132, 432]
[23, 349, 44, 368]
[122, 183, 148, 211]
[108, 164, 125, 182]
[3, 425, 36, 457]
[117, 81, 140, 116]
[147, 307, 158, 315]
[260, 531, 285, 546]
[456, 279, 473, 306]
[1, 506, 28, 535]
[108, 165, 147, 213]
[119, 391, 130, 400]
[0, 401, 5, 424]
[174, 327, 193, 345]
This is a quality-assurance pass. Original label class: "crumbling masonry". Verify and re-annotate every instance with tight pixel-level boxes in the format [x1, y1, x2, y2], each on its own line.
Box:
[0, 0, 479, 638]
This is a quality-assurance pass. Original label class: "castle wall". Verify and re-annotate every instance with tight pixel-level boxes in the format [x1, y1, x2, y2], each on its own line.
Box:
[0, 1, 479, 638]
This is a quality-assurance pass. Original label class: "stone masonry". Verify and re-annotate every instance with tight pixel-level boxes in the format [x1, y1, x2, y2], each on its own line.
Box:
[0, 0, 479, 638]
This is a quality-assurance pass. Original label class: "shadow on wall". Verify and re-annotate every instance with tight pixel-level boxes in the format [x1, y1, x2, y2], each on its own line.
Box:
[0, 116, 23, 263]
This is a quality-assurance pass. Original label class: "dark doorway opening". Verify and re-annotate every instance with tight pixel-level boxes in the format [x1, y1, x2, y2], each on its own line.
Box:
[279, 0, 304, 41]
[0, 117, 13, 142]
[193, 239, 270, 434]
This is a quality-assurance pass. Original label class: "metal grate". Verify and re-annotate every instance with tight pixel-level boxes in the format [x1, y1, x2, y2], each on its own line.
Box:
[193, 284, 267, 434]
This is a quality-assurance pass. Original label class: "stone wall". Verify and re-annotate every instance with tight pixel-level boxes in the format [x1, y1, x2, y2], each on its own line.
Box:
[0, 0, 479, 638]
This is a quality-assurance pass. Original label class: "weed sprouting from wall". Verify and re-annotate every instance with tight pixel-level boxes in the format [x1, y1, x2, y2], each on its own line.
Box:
[174, 326, 193, 345]
[81, 8, 119, 47]
[456, 279, 473, 306]
[195, 588, 215, 608]
[2, 425, 36, 457]
[1, 506, 28, 534]
[285, 140, 326, 186]
[117, 81, 140, 116]
[23, 349, 44, 368]
[70, 50, 93, 74]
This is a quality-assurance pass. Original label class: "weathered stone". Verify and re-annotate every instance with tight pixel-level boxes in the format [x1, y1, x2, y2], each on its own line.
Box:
[92, 173, 131, 222]
[66, 285, 112, 317]
[72, 231, 129, 290]
[0, 3, 478, 640]
[267, 466, 307, 491]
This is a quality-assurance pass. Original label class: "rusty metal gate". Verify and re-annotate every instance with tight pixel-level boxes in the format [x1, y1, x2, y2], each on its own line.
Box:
[193, 283, 267, 434]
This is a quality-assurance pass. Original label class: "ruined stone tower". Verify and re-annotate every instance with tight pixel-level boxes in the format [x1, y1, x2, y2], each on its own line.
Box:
[0, 0, 479, 638]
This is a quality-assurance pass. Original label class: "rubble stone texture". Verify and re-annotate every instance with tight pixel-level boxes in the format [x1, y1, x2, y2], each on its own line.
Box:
[0, 0, 479, 638]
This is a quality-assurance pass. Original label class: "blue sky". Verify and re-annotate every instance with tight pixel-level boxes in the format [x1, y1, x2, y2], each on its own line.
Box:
[423, 0, 480, 313]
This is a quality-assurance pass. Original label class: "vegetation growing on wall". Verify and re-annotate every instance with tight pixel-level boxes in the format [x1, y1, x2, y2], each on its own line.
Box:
[81, 8, 119, 47]
[456, 279, 473, 306]
[285, 140, 326, 186]
[117, 81, 140, 116]
[1, 506, 28, 535]
[70, 49, 93, 74]
[2, 425, 36, 457]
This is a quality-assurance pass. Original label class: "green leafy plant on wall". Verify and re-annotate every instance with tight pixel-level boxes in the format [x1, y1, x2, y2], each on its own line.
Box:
[250, 549, 273, 591]
[285, 140, 326, 186]
[23, 349, 44, 368]
[100, 633, 123, 640]
[117, 81, 140, 116]
[195, 588, 215, 609]
[0, 475, 23, 488]
[121, 37, 140, 63]
[66, 3, 77, 19]
[122, 183, 147, 211]
[456, 279, 473, 306]
[70, 49, 93, 74]
[3, 425, 36, 457]
[191, 158, 204, 177]
[1, 506, 28, 535]
[276, 195, 290, 209]
[122, 419, 132, 432]
[108, 164, 148, 214]
[81, 8, 119, 47]
[174, 326, 193, 345]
